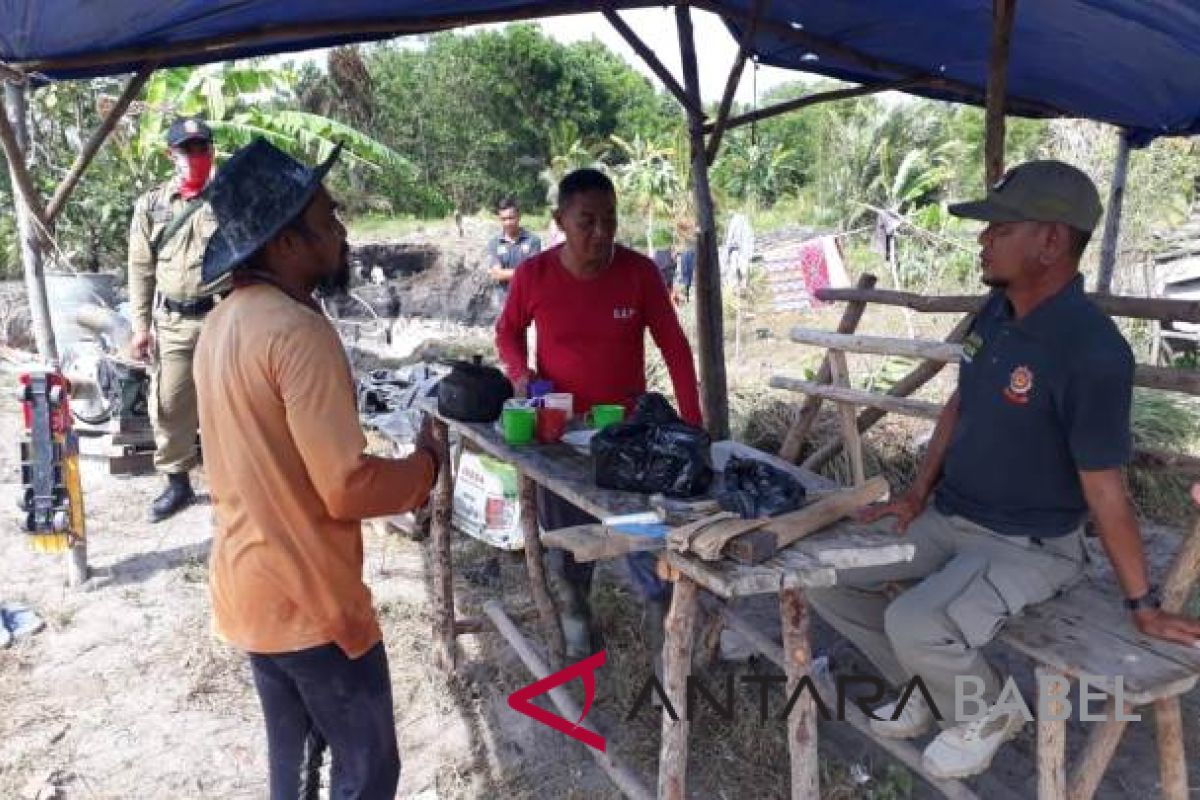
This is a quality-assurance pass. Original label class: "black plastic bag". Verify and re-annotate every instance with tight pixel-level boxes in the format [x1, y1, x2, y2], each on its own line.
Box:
[590, 393, 713, 498]
[717, 456, 806, 518]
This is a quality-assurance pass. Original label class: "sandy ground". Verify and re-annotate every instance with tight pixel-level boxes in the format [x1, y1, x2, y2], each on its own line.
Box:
[0, 314, 1197, 799]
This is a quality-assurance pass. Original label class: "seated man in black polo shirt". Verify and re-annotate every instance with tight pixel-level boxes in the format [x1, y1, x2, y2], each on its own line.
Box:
[808, 160, 1200, 780]
[485, 196, 541, 312]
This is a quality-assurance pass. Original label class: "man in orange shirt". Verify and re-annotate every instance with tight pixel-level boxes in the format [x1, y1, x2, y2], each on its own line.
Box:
[194, 139, 439, 799]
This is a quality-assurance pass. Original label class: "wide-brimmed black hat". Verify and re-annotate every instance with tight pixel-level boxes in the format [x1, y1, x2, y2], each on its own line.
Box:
[201, 138, 341, 286]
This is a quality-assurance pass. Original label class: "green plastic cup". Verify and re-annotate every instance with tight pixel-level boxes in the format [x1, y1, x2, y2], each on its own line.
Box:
[586, 404, 625, 430]
[501, 407, 536, 445]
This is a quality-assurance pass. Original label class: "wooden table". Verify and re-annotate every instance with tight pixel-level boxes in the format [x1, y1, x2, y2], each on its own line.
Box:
[418, 402, 916, 799]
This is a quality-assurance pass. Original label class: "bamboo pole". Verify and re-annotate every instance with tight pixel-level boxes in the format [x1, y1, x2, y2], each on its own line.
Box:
[602, 8, 702, 119]
[658, 575, 699, 800]
[677, 4, 730, 438]
[519, 475, 566, 671]
[815, 286, 1200, 324]
[44, 67, 154, 225]
[1095, 131, 1131, 295]
[779, 274, 877, 463]
[482, 600, 653, 800]
[704, 0, 766, 165]
[429, 420, 457, 673]
[984, 0, 1018, 186]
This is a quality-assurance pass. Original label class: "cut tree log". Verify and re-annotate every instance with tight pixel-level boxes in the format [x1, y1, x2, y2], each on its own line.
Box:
[765, 477, 890, 551]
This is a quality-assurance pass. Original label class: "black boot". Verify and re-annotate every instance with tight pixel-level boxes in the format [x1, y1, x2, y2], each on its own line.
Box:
[555, 578, 596, 661]
[151, 472, 195, 522]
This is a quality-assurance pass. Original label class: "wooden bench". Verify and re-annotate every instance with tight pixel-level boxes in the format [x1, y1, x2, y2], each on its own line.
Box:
[770, 275, 1200, 798]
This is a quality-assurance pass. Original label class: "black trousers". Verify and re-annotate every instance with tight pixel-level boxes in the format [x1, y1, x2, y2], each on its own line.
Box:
[249, 641, 399, 800]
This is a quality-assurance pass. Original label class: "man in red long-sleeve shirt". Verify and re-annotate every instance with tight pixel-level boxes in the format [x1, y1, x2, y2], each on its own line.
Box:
[495, 168, 703, 659]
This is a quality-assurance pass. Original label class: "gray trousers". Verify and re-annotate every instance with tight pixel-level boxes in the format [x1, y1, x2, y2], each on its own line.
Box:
[807, 507, 1085, 724]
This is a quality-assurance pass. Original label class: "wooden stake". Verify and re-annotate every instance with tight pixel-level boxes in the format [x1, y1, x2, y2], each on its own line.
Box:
[1036, 667, 1067, 800]
[428, 419, 457, 672]
[677, 4, 730, 439]
[519, 476, 566, 670]
[1096, 131, 1131, 295]
[985, 0, 1018, 186]
[778, 273, 877, 463]
[482, 600, 653, 800]
[780, 581, 818, 799]
[658, 575, 699, 800]
[1066, 702, 1129, 800]
[827, 350, 865, 485]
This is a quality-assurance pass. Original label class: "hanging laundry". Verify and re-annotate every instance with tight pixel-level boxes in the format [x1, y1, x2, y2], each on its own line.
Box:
[761, 235, 851, 311]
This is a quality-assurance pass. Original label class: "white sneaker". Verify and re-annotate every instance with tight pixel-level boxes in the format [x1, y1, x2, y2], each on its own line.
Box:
[922, 707, 1025, 779]
[869, 692, 933, 739]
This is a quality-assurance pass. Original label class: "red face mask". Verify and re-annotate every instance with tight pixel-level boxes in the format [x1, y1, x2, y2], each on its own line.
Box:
[174, 150, 213, 199]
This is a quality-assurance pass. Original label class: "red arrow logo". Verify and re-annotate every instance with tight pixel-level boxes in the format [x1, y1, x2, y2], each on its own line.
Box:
[507, 650, 607, 752]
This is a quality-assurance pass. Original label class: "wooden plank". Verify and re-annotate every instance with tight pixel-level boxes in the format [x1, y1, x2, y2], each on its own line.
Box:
[658, 575, 699, 800]
[1036, 667, 1067, 800]
[778, 274, 878, 463]
[827, 349, 865, 485]
[814, 286, 1200, 325]
[519, 476, 565, 671]
[540, 523, 664, 562]
[771, 376, 942, 419]
[482, 601, 653, 800]
[789, 328, 961, 363]
[1000, 592, 1200, 705]
[429, 419, 457, 673]
[780, 581, 819, 799]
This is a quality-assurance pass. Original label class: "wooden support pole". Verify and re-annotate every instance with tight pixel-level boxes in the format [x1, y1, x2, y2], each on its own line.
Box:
[801, 314, 975, 471]
[984, 0, 1018, 186]
[1153, 698, 1188, 800]
[779, 581, 818, 799]
[482, 600, 654, 800]
[0, 85, 52, 235]
[778, 273, 876, 463]
[827, 350, 865, 485]
[602, 8, 703, 119]
[45, 66, 154, 225]
[771, 376, 942, 420]
[677, 4, 730, 439]
[429, 420, 457, 673]
[519, 476, 566, 671]
[704, 0, 766, 165]
[1096, 131, 1132, 295]
[705, 78, 920, 134]
[658, 574, 699, 800]
[1036, 667, 1067, 800]
[1066, 703, 1129, 800]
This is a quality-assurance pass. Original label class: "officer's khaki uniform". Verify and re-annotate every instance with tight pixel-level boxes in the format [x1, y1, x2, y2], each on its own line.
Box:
[127, 182, 219, 474]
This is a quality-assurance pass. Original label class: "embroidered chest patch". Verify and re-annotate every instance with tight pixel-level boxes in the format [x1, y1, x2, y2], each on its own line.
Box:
[1003, 365, 1034, 405]
[962, 332, 984, 364]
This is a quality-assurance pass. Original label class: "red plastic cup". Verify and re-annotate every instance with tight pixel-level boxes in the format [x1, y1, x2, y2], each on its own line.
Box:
[535, 406, 568, 444]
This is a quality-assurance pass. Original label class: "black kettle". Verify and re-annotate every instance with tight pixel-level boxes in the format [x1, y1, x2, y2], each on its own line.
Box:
[437, 355, 513, 422]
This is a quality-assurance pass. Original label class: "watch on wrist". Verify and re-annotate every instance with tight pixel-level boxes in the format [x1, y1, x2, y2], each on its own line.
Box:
[1124, 586, 1162, 612]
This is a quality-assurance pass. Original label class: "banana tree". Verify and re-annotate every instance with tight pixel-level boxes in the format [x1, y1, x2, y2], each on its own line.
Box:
[611, 133, 678, 253]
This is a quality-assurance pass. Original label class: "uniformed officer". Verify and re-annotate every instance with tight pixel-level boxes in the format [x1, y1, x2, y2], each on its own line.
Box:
[485, 196, 541, 312]
[127, 117, 220, 522]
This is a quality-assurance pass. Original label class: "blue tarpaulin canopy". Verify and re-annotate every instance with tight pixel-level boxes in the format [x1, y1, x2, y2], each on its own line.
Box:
[2, 1, 1200, 143]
